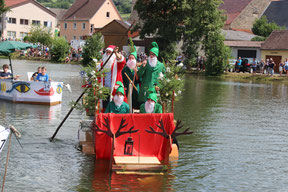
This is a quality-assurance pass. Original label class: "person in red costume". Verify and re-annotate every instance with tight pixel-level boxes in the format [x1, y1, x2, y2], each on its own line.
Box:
[100, 45, 126, 111]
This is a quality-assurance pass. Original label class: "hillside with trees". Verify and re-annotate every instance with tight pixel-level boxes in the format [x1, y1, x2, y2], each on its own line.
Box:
[36, 0, 131, 13]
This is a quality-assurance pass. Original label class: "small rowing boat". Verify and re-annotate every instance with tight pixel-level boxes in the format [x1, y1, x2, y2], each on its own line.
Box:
[0, 79, 63, 105]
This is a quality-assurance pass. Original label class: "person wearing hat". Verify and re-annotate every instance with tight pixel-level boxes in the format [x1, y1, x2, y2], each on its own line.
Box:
[100, 45, 126, 110]
[140, 93, 162, 113]
[137, 42, 165, 104]
[122, 46, 140, 109]
[105, 81, 130, 114]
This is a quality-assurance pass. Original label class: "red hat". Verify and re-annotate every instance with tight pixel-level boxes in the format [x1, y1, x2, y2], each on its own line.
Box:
[106, 45, 116, 52]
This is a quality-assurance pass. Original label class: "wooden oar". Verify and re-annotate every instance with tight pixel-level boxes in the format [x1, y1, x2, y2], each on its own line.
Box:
[124, 72, 138, 91]
[50, 20, 136, 142]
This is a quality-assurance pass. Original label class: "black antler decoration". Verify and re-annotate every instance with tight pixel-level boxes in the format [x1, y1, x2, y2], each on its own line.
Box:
[145, 119, 193, 139]
[171, 120, 193, 138]
[94, 117, 138, 138]
[115, 118, 138, 137]
[145, 119, 169, 139]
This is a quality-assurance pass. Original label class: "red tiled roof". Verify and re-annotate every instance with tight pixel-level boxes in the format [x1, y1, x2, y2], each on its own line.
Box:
[220, 0, 253, 25]
[224, 40, 263, 48]
[5, 0, 29, 7]
[261, 30, 288, 50]
[5, 0, 56, 17]
[61, 0, 121, 21]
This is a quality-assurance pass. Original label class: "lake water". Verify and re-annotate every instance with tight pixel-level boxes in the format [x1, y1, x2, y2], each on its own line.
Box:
[1, 59, 288, 191]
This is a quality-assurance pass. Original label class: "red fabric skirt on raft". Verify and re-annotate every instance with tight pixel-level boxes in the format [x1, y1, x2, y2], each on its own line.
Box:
[94, 113, 175, 162]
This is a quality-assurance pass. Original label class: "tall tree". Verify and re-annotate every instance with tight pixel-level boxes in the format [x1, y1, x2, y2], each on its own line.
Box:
[0, 0, 11, 36]
[134, 0, 186, 62]
[134, 0, 229, 75]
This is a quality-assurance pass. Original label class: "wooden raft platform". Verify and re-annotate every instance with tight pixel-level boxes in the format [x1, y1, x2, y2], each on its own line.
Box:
[112, 156, 165, 172]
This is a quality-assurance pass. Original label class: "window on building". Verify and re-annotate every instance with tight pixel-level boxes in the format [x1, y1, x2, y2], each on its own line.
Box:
[73, 36, 76, 40]
[7, 31, 16, 38]
[90, 24, 94, 34]
[106, 12, 110, 18]
[79, 36, 83, 40]
[32, 20, 40, 25]
[20, 32, 28, 39]
[8, 17, 16, 24]
[20, 19, 29, 25]
[82, 23, 86, 30]
[73, 23, 77, 29]
[64, 23, 67, 29]
[64, 35, 67, 40]
[44, 21, 52, 27]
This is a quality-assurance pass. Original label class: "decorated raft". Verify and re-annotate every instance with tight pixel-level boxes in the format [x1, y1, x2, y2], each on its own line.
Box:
[0, 79, 63, 105]
[86, 113, 191, 173]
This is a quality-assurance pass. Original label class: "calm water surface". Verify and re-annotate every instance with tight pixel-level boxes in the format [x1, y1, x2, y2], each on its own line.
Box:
[1, 59, 288, 191]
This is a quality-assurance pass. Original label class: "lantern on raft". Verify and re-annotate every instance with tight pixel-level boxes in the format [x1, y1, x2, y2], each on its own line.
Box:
[124, 137, 134, 155]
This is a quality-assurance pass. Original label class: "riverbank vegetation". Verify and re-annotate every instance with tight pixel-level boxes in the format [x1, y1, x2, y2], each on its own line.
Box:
[134, 0, 229, 76]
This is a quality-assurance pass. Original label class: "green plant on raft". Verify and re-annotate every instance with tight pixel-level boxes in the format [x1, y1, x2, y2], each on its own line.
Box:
[71, 63, 110, 115]
[158, 62, 185, 112]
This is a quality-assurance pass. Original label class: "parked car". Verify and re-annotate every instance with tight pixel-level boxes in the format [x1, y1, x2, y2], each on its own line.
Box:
[235, 58, 259, 73]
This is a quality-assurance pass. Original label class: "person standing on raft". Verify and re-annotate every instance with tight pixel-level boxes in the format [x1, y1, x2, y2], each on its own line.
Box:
[100, 45, 126, 110]
[122, 46, 140, 109]
[140, 93, 162, 113]
[137, 42, 166, 104]
[105, 81, 130, 114]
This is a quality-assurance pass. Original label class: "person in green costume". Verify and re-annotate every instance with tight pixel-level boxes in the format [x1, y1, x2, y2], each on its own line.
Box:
[121, 46, 140, 109]
[105, 81, 130, 114]
[137, 42, 166, 104]
[140, 93, 162, 113]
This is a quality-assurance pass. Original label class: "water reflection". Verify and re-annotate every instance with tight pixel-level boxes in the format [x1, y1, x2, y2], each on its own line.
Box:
[0, 101, 62, 121]
[78, 160, 176, 192]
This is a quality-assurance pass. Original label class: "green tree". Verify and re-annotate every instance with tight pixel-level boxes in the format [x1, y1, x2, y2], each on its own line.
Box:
[0, 0, 11, 36]
[252, 16, 285, 37]
[82, 33, 104, 66]
[251, 36, 267, 41]
[25, 25, 53, 48]
[50, 37, 70, 62]
[134, 0, 186, 62]
[199, 0, 229, 75]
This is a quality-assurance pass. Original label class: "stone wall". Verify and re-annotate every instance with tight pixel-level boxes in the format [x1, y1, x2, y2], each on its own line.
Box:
[230, 0, 271, 31]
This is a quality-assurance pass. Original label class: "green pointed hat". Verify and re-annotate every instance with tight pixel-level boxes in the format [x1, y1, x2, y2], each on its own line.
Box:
[147, 93, 157, 103]
[149, 42, 159, 57]
[116, 81, 124, 95]
[129, 46, 137, 60]
[147, 87, 156, 95]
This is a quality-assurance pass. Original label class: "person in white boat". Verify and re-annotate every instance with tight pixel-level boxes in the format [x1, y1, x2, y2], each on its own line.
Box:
[0, 64, 20, 80]
[30, 67, 42, 81]
[36, 66, 50, 82]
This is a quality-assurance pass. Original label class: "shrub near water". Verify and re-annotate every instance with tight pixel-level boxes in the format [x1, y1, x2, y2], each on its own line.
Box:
[50, 37, 70, 62]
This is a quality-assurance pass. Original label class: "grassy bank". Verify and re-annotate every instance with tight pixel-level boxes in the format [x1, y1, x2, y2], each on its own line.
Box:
[0, 54, 81, 65]
[221, 72, 288, 83]
[186, 70, 288, 84]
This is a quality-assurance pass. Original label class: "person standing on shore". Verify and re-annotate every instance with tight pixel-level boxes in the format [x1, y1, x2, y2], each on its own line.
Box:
[269, 58, 275, 76]
[236, 57, 242, 72]
[252, 58, 257, 74]
[284, 58, 288, 76]
[259, 59, 265, 75]
[137, 42, 166, 104]
[279, 61, 284, 76]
